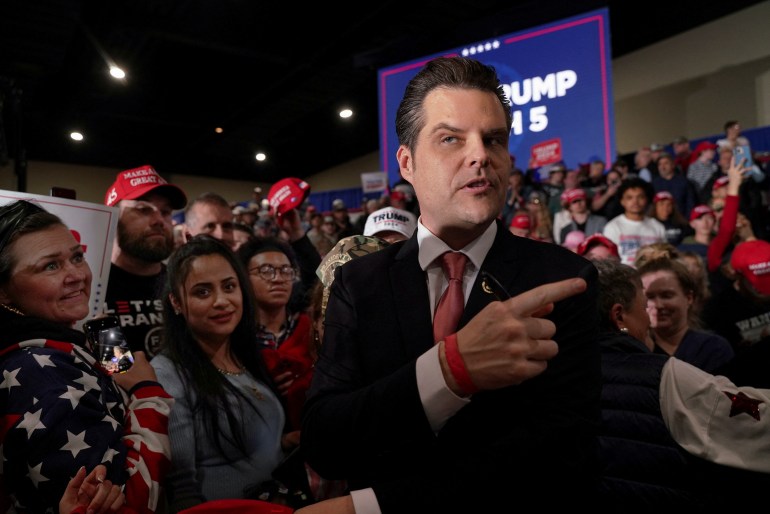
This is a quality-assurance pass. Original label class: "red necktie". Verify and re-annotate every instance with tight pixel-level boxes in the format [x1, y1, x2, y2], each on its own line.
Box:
[433, 251, 469, 343]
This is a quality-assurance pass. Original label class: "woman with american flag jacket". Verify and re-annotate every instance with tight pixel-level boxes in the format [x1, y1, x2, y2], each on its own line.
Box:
[0, 200, 173, 513]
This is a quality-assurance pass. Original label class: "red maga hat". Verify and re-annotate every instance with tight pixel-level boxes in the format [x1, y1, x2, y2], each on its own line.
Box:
[576, 234, 619, 258]
[104, 164, 187, 209]
[689, 204, 716, 222]
[268, 177, 311, 217]
[731, 239, 770, 296]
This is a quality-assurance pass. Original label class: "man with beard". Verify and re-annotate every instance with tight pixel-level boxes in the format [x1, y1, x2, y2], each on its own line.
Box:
[104, 164, 187, 357]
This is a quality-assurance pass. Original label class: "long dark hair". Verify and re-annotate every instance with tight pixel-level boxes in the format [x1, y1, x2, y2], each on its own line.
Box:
[161, 235, 274, 456]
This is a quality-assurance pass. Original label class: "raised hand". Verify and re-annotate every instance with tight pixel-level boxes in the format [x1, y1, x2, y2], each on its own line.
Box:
[444, 277, 587, 393]
[112, 351, 157, 391]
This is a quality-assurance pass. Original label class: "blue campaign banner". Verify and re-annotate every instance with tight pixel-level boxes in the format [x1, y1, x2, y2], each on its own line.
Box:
[378, 8, 615, 186]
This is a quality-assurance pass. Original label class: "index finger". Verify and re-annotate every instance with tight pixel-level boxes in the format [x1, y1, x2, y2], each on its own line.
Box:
[504, 277, 587, 317]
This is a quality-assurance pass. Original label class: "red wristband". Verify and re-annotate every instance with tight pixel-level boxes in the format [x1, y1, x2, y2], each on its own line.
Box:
[444, 333, 478, 395]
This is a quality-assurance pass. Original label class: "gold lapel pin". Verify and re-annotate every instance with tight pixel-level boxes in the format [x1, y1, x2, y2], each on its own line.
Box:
[480, 271, 511, 301]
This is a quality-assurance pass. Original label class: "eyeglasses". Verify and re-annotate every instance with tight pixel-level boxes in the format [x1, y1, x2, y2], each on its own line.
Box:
[249, 264, 297, 281]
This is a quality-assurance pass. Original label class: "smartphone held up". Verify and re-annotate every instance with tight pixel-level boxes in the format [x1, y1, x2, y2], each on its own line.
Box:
[83, 316, 134, 374]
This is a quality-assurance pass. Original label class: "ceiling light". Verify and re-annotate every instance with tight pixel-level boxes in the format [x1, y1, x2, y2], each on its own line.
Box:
[255, 152, 266, 162]
[70, 131, 84, 141]
[339, 108, 353, 119]
[109, 66, 126, 79]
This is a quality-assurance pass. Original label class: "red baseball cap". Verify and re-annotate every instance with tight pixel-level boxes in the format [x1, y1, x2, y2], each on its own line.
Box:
[712, 176, 729, 190]
[510, 213, 531, 230]
[652, 191, 674, 203]
[104, 164, 187, 209]
[560, 188, 587, 207]
[268, 177, 311, 216]
[689, 204, 716, 222]
[576, 234, 619, 258]
[691, 141, 717, 162]
[731, 239, 770, 296]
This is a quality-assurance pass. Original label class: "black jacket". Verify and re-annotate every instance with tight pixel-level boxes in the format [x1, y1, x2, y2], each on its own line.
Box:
[597, 330, 765, 511]
[303, 221, 602, 511]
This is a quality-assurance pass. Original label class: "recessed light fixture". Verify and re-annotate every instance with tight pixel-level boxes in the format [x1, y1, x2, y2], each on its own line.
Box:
[339, 108, 353, 119]
[109, 66, 126, 79]
[255, 152, 266, 162]
[70, 131, 84, 141]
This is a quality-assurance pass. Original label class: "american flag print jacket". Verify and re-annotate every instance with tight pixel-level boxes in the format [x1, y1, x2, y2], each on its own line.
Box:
[0, 317, 173, 514]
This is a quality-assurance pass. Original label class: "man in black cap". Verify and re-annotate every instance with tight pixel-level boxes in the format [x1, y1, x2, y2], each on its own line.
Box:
[103, 164, 187, 357]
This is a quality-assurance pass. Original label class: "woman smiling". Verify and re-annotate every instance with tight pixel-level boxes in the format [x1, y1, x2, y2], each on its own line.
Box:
[637, 256, 734, 373]
[0, 200, 172, 513]
[151, 236, 286, 512]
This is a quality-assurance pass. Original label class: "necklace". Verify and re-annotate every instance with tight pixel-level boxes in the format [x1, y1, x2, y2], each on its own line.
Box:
[215, 365, 245, 376]
[0, 303, 25, 316]
[217, 366, 265, 400]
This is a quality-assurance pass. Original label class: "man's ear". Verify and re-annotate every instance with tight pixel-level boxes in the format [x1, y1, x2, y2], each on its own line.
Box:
[610, 303, 624, 331]
[397, 145, 414, 184]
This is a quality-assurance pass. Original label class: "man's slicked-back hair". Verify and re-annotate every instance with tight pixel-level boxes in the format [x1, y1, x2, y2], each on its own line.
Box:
[395, 56, 512, 152]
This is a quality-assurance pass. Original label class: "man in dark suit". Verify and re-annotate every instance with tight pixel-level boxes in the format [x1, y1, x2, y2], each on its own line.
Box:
[299, 57, 601, 513]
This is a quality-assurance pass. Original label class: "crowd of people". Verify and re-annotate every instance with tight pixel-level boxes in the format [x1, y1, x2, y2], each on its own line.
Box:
[1, 56, 769, 514]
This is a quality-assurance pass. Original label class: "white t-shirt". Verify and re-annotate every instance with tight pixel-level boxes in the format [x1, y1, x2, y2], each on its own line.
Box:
[602, 214, 666, 266]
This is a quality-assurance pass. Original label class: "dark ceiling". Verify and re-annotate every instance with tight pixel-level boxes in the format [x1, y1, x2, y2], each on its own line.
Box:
[0, 0, 764, 185]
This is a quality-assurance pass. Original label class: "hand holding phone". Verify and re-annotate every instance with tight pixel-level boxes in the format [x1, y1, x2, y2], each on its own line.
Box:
[734, 144, 754, 168]
[83, 316, 134, 374]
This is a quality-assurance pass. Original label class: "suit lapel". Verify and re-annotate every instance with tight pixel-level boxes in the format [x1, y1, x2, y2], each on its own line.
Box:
[462, 223, 521, 327]
[391, 236, 435, 356]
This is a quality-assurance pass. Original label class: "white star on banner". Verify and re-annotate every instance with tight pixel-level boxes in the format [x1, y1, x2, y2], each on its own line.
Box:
[17, 408, 46, 439]
[74, 371, 101, 394]
[32, 354, 55, 368]
[0, 368, 21, 390]
[60, 385, 87, 409]
[61, 430, 91, 458]
[28, 462, 49, 488]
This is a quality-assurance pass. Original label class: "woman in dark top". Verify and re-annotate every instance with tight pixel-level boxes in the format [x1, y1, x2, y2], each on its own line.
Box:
[637, 256, 733, 373]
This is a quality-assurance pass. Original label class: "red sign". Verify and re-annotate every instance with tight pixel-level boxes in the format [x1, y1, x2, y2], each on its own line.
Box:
[530, 138, 563, 168]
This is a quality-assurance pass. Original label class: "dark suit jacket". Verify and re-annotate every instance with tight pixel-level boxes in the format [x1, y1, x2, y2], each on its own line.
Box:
[302, 221, 602, 511]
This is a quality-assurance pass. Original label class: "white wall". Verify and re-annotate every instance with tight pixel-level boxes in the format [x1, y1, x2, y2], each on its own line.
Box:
[0, 161, 274, 206]
[613, 1, 770, 152]
[2, 1, 769, 204]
